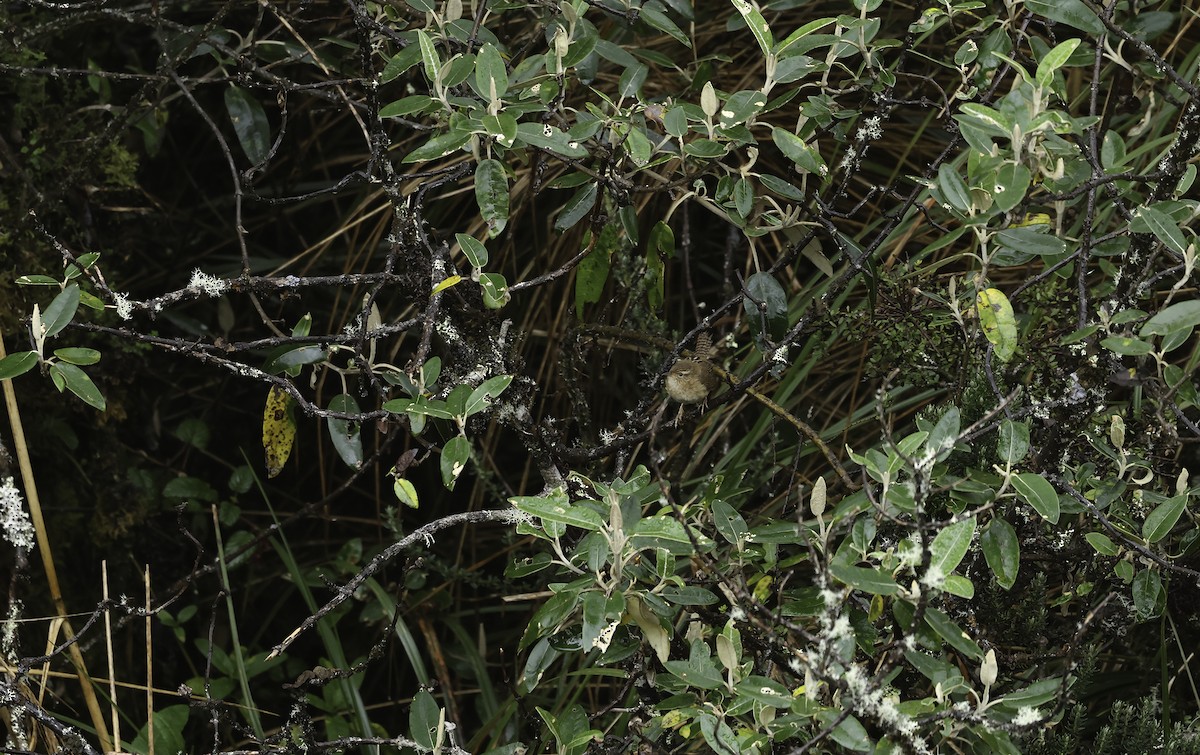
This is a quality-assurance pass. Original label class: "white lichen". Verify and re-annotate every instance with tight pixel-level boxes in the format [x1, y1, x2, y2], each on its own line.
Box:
[1013, 706, 1041, 726]
[2, 598, 22, 661]
[189, 269, 227, 297]
[0, 478, 34, 551]
[113, 292, 133, 320]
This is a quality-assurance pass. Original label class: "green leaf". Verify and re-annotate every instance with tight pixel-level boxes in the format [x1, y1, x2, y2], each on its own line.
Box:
[981, 517, 1019, 589]
[52, 347, 101, 366]
[264, 345, 327, 373]
[327, 394, 363, 469]
[575, 232, 612, 317]
[729, 0, 773, 56]
[475, 159, 509, 237]
[174, 418, 209, 450]
[50, 362, 107, 411]
[15, 275, 60, 286]
[759, 173, 805, 201]
[996, 678, 1062, 710]
[683, 138, 726, 158]
[718, 90, 767, 129]
[659, 585, 719, 605]
[402, 130, 471, 163]
[997, 419, 1029, 465]
[632, 517, 710, 549]
[664, 642, 723, 690]
[735, 676, 793, 708]
[1142, 494, 1187, 543]
[771, 127, 825, 175]
[1084, 531, 1119, 555]
[976, 287, 1018, 362]
[1101, 131, 1128, 171]
[380, 44, 423, 84]
[1012, 472, 1060, 523]
[925, 607, 983, 659]
[441, 435, 470, 491]
[992, 161, 1031, 213]
[515, 122, 587, 158]
[1141, 300, 1200, 336]
[41, 283, 81, 340]
[956, 102, 1012, 136]
[163, 475, 218, 502]
[1036, 38, 1081, 88]
[554, 182, 598, 233]
[829, 563, 901, 595]
[0, 351, 39, 380]
[731, 177, 753, 218]
[711, 500, 749, 546]
[995, 227, 1069, 257]
[416, 29, 441, 84]
[482, 113, 518, 147]
[663, 105, 688, 137]
[291, 312, 312, 338]
[937, 163, 972, 213]
[645, 221, 673, 309]
[475, 42, 508, 101]
[928, 516, 976, 578]
[379, 95, 436, 117]
[618, 62, 648, 99]
[223, 85, 271, 165]
[479, 272, 510, 308]
[464, 375, 513, 418]
[926, 406, 961, 458]
[130, 705, 189, 755]
[1134, 204, 1188, 257]
[456, 233, 489, 270]
[943, 574, 975, 599]
[699, 712, 739, 753]
[1100, 336, 1154, 356]
[775, 17, 837, 54]
[1132, 568, 1164, 620]
[743, 271, 788, 344]
[1025, 0, 1104, 34]
[513, 492, 604, 531]
[410, 689, 441, 750]
[817, 710, 872, 752]
[624, 124, 653, 167]
[580, 591, 607, 651]
[639, 3, 690, 47]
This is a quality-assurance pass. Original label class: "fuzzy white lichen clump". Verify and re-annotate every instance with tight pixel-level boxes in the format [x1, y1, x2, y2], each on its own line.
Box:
[112, 292, 133, 320]
[0, 477, 34, 551]
[189, 269, 227, 297]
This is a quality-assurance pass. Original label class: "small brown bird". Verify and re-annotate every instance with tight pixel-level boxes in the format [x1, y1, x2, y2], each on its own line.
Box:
[665, 332, 719, 404]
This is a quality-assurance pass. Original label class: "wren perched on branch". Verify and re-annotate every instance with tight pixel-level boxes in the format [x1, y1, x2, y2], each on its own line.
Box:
[665, 332, 719, 404]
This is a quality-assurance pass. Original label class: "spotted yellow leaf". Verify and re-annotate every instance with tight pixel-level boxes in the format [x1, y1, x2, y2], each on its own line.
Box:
[976, 287, 1017, 362]
[263, 385, 296, 477]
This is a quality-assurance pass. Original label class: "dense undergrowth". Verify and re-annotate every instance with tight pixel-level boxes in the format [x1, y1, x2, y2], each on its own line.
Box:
[1, 0, 1199, 752]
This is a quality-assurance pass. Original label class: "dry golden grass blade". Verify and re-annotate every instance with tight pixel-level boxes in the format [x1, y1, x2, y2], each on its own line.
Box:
[145, 566, 154, 755]
[102, 561, 120, 752]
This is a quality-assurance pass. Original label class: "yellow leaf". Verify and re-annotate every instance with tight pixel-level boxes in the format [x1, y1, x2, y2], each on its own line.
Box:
[1015, 212, 1051, 227]
[431, 275, 463, 295]
[976, 287, 1018, 362]
[393, 477, 419, 508]
[262, 385, 296, 478]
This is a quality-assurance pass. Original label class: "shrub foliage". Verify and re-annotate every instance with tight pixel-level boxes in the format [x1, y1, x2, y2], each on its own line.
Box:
[1, 0, 1199, 752]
